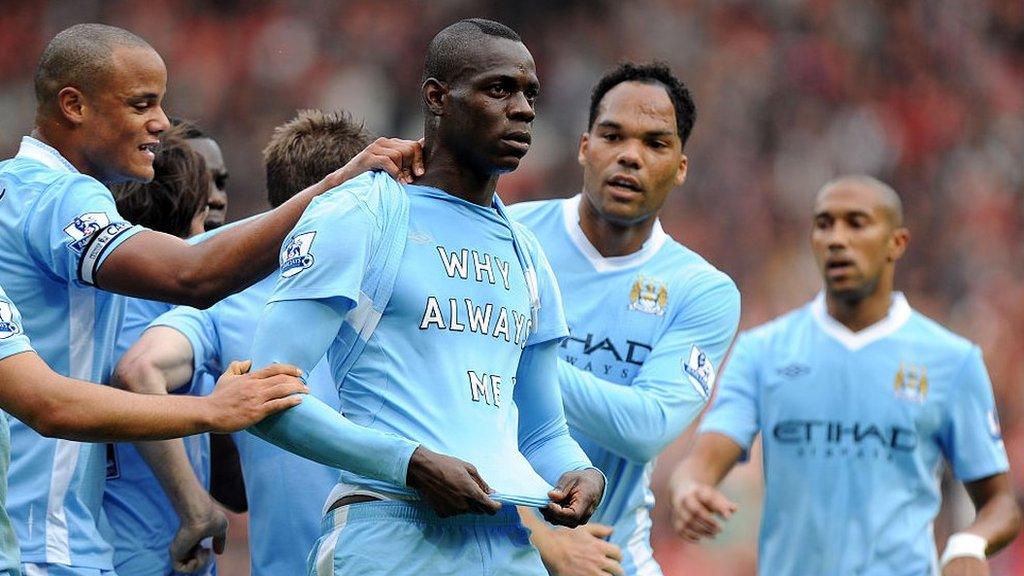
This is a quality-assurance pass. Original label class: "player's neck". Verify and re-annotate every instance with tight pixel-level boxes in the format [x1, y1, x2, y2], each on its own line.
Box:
[31, 124, 93, 180]
[417, 148, 499, 207]
[825, 287, 893, 333]
[577, 199, 656, 257]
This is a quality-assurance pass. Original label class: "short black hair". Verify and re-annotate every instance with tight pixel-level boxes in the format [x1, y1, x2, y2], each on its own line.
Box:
[588, 61, 697, 148]
[263, 109, 373, 208]
[112, 123, 208, 238]
[170, 117, 207, 140]
[35, 23, 152, 114]
[423, 18, 522, 84]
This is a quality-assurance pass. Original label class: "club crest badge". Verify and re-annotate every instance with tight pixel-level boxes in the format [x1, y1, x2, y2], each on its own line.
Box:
[64, 212, 110, 254]
[629, 275, 668, 316]
[0, 300, 21, 340]
[683, 345, 715, 400]
[281, 231, 317, 278]
[893, 362, 928, 403]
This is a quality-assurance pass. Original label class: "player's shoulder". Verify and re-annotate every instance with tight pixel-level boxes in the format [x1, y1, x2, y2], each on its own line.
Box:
[658, 239, 738, 301]
[506, 197, 562, 223]
[2, 157, 106, 202]
[740, 303, 814, 350]
[902, 305, 976, 359]
[301, 171, 401, 230]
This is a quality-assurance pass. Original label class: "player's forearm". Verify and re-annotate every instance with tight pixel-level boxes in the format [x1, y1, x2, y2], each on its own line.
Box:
[247, 298, 419, 486]
[558, 359, 703, 462]
[672, 432, 744, 489]
[962, 474, 1022, 555]
[4, 356, 215, 441]
[249, 397, 418, 486]
[516, 342, 593, 484]
[136, 438, 215, 523]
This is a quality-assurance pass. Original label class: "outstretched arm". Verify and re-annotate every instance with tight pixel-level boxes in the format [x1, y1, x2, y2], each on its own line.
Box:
[558, 279, 740, 463]
[96, 138, 424, 308]
[0, 351, 305, 442]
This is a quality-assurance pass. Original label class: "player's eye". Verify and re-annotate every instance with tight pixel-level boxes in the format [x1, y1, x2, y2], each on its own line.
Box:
[215, 174, 229, 190]
[602, 132, 620, 142]
[487, 84, 510, 98]
[648, 140, 668, 149]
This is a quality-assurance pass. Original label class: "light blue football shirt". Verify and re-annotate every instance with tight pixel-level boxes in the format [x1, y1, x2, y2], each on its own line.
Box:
[0, 285, 35, 575]
[102, 296, 213, 576]
[510, 196, 740, 576]
[700, 293, 1009, 576]
[150, 273, 340, 576]
[0, 137, 145, 569]
[265, 181, 583, 500]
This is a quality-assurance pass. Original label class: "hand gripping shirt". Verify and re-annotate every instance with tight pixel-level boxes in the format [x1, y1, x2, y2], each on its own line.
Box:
[264, 173, 589, 501]
[149, 272, 340, 576]
[700, 293, 1009, 576]
[509, 196, 740, 576]
[0, 286, 35, 574]
[0, 137, 145, 569]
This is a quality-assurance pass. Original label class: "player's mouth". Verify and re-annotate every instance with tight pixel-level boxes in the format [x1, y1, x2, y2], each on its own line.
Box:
[825, 258, 856, 278]
[606, 174, 644, 199]
[138, 141, 160, 161]
[500, 131, 531, 155]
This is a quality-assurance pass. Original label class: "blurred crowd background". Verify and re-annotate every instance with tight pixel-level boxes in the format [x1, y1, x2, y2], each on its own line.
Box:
[1, 1, 1022, 574]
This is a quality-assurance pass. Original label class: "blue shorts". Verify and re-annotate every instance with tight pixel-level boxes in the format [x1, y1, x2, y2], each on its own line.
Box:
[307, 501, 545, 576]
[22, 564, 117, 576]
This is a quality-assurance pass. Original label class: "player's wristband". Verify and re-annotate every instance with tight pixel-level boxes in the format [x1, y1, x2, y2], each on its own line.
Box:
[940, 532, 987, 567]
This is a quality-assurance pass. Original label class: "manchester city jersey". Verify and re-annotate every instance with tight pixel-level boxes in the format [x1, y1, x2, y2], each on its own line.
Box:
[700, 293, 1009, 576]
[0, 285, 34, 574]
[0, 137, 145, 569]
[151, 273, 340, 576]
[509, 196, 740, 575]
[267, 182, 572, 500]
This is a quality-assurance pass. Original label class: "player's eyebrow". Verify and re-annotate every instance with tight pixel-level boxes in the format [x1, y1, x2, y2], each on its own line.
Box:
[596, 120, 622, 130]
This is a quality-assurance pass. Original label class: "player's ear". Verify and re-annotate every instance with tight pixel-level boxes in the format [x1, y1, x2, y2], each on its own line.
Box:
[57, 86, 87, 126]
[888, 227, 909, 262]
[674, 154, 688, 186]
[577, 132, 589, 166]
[422, 78, 448, 117]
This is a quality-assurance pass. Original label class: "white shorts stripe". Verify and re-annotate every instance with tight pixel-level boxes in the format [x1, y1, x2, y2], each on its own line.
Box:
[315, 509, 349, 576]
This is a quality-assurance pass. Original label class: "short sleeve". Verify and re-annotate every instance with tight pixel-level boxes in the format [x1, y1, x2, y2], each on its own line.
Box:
[267, 185, 377, 309]
[25, 174, 144, 286]
[940, 347, 1010, 482]
[149, 305, 222, 390]
[698, 332, 761, 459]
[0, 287, 34, 361]
[519, 227, 568, 347]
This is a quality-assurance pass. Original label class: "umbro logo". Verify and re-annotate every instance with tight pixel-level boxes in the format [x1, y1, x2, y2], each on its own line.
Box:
[776, 363, 810, 378]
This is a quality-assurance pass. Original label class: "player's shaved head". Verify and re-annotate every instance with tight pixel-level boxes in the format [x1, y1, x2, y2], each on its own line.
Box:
[263, 109, 373, 207]
[34, 23, 154, 115]
[817, 175, 904, 228]
[422, 18, 522, 86]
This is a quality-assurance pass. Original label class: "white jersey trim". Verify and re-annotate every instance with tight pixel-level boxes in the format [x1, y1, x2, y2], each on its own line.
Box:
[561, 195, 667, 273]
[16, 137, 78, 173]
[810, 291, 912, 351]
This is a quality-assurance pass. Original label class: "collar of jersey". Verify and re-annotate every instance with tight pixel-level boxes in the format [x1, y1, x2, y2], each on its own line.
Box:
[810, 291, 912, 351]
[17, 136, 79, 173]
[561, 194, 667, 273]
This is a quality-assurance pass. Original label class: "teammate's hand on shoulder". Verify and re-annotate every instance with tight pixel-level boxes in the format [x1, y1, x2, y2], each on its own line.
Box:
[536, 523, 623, 576]
[542, 468, 606, 528]
[406, 445, 502, 517]
[344, 136, 425, 184]
[670, 481, 737, 542]
[205, 360, 308, 432]
[941, 557, 989, 576]
[169, 496, 228, 573]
